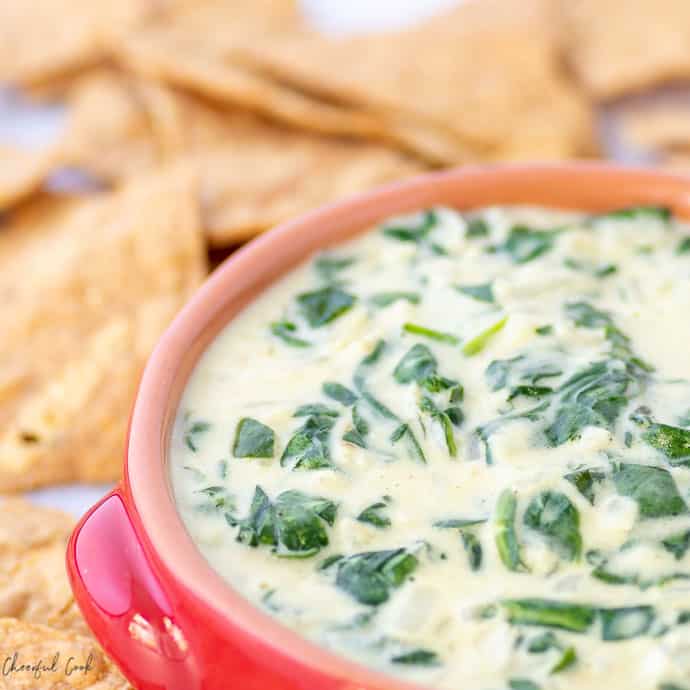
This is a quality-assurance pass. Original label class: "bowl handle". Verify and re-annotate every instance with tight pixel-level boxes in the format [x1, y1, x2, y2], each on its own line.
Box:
[67, 488, 200, 690]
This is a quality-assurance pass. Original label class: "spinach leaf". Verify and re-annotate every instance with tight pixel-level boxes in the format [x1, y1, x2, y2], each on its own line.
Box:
[343, 404, 369, 448]
[466, 217, 490, 238]
[391, 423, 427, 463]
[600, 606, 655, 641]
[545, 360, 635, 446]
[507, 385, 553, 401]
[195, 484, 235, 512]
[509, 680, 540, 690]
[383, 210, 437, 243]
[462, 531, 482, 571]
[314, 255, 355, 282]
[498, 226, 559, 264]
[551, 646, 577, 674]
[183, 417, 211, 453]
[564, 257, 618, 278]
[662, 529, 690, 560]
[612, 463, 688, 519]
[403, 322, 460, 345]
[294, 403, 339, 418]
[420, 396, 457, 457]
[593, 206, 671, 223]
[270, 320, 311, 347]
[527, 631, 560, 653]
[455, 282, 495, 303]
[228, 487, 337, 558]
[677, 237, 690, 255]
[523, 491, 582, 561]
[281, 414, 337, 470]
[495, 489, 525, 572]
[353, 341, 399, 421]
[486, 356, 523, 391]
[334, 548, 418, 605]
[322, 381, 358, 406]
[502, 599, 596, 633]
[535, 325, 553, 336]
[434, 517, 487, 529]
[391, 649, 440, 666]
[660, 685, 689, 690]
[233, 418, 275, 458]
[357, 500, 391, 528]
[640, 421, 690, 465]
[297, 286, 356, 327]
[369, 292, 421, 308]
[565, 468, 606, 504]
[462, 316, 508, 356]
[394, 343, 437, 384]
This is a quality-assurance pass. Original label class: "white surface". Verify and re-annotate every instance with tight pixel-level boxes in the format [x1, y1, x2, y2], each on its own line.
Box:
[1, 0, 455, 518]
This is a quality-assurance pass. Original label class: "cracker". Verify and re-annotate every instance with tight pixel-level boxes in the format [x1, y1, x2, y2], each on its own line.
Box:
[0, 169, 206, 491]
[0, 146, 57, 212]
[0, 618, 130, 689]
[560, 0, 690, 99]
[225, 0, 596, 159]
[621, 105, 690, 152]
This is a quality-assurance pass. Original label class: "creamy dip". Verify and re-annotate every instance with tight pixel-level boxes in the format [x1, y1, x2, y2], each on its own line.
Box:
[171, 205, 690, 690]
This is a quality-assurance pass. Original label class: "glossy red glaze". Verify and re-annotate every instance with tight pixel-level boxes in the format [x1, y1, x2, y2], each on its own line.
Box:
[67, 163, 690, 690]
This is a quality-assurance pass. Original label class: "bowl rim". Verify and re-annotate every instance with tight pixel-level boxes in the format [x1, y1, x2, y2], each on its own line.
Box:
[126, 161, 690, 689]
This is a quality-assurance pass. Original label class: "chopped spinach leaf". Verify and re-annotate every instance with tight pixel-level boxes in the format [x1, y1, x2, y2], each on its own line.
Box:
[523, 491, 582, 561]
[281, 414, 337, 470]
[527, 631, 560, 653]
[486, 356, 523, 391]
[369, 292, 421, 308]
[195, 484, 235, 512]
[677, 237, 690, 255]
[466, 217, 490, 238]
[434, 517, 487, 529]
[509, 679, 541, 690]
[322, 381, 357, 406]
[342, 404, 369, 449]
[294, 403, 339, 418]
[600, 606, 655, 641]
[357, 500, 391, 528]
[391, 423, 427, 463]
[498, 225, 559, 264]
[495, 489, 525, 572]
[383, 210, 437, 243]
[403, 322, 460, 345]
[565, 468, 606, 504]
[455, 282, 495, 303]
[639, 420, 690, 465]
[552, 646, 577, 674]
[563, 257, 617, 278]
[502, 599, 596, 633]
[394, 343, 437, 384]
[270, 320, 311, 348]
[334, 548, 418, 605]
[535, 325, 553, 336]
[183, 418, 211, 453]
[593, 206, 671, 223]
[463, 315, 508, 356]
[297, 286, 356, 328]
[507, 385, 553, 401]
[462, 531, 483, 571]
[228, 487, 337, 558]
[612, 463, 688, 519]
[391, 649, 440, 666]
[420, 396, 457, 457]
[662, 530, 690, 560]
[232, 418, 275, 458]
[314, 255, 355, 282]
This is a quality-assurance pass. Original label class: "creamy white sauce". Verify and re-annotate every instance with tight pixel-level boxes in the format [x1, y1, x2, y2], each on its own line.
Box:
[171, 205, 690, 690]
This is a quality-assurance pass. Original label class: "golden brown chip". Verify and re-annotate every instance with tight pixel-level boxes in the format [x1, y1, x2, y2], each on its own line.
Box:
[112, 15, 471, 164]
[0, 618, 131, 689]
[225, 0, 596, 159]
[0, 146, 57, 212]
[0, 499, 88, 636]
[621, 105, 690, 152]
[0, 169, 206, 491]
[560, 0, 690, 99]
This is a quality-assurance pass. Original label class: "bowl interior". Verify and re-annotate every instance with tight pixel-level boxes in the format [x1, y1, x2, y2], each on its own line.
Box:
[126, 162, 690, 689]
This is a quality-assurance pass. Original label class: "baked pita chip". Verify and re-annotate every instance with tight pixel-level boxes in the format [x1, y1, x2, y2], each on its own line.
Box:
[0, 169, 206, 491]
[560, 0, 690, 99]
[226, 0, 596, 159]
[621, 105, 690, 152]
[0, 618, 131, 689]
[0, 145, 58, 212]
[0, 500, 88, 635]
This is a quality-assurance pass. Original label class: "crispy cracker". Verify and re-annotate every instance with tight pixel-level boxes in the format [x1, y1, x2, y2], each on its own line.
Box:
[0, 146, 58, 212]
[0, 499, 87, 635]
[0, 618, 131, 689]
[112, 17, 471, 164]
[0, 169, 206, 491]
[225, 0, 596, 159]
[621, 105, 690, 152]
[561, 0, 690, 99]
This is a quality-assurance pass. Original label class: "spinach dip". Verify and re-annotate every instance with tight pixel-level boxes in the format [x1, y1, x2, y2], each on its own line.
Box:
[171, 205, 690, 690]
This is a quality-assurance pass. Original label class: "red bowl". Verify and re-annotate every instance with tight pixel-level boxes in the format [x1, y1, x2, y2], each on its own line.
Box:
[66, 163, 690, 690]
